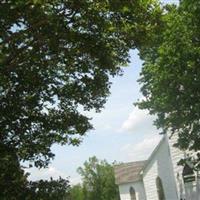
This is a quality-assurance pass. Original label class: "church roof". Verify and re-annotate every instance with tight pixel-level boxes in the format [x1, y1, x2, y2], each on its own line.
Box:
[114, 160, 146, 185]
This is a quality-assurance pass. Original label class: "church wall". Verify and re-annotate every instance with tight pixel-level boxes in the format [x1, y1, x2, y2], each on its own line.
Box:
[167, 133, 185, 199]
[119, 181, 146, 200]
[116, 134, 200, 200]
[142, 136, 178, 200]
[167, 133, 200, 199]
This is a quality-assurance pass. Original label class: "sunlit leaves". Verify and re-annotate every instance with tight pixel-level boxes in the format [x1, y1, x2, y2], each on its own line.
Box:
[137, 0, 200, 165]
[75, 157, 120, 200]
[0, 0, 161, 167]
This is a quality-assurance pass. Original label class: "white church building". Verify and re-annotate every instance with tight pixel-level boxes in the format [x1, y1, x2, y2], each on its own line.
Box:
[114, 134, 200, 200]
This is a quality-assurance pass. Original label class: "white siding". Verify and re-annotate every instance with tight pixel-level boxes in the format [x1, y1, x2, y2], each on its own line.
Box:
[167, 133, 200, 200]
[142, 136, 178, 200]
[119, 181, 146, 200]
[117, 133, 200, 200]
[167, 133, 185, 199]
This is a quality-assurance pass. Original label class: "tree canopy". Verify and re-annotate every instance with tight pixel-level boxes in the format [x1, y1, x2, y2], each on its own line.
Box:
[24, 177, 70, 200]
[70, 156, 120, 200]
[0, 144, 70, 200]
[0, 0, 161, 168]
[137, 0, 200, 166]
[69, 184, 84, 200]
[0, 143, 28, 200]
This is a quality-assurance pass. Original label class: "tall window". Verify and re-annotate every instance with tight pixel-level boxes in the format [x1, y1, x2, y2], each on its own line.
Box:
[129, 186, 136, 200]
[156, 176, 166, 200]
[182, 163, 195, 183]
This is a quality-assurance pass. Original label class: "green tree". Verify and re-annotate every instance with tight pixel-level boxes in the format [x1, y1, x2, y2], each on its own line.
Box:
[24, 177, 70, 200]
[0, 0, 161, 168]
[1, 0, 162, 198]
[0, 144, 28, 200]
[137, 0, 200, 166]
[0, 143, 70, 200]
[77, 156, 120, 200]
[69, 184, 84, 200]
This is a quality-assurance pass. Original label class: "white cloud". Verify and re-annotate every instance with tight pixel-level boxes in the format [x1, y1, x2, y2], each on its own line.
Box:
[119, 107, 157, 134]
[70, 175, 82, 185]
[26, 164, 82, 185]
[120, 134, 162, 161]
[26, 166, 66, 181]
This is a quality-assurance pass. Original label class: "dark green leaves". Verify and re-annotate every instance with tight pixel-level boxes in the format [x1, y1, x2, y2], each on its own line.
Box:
[24, 177, 70, 200]
[0, 0, 161, 167]
[137, 0, 200, 165]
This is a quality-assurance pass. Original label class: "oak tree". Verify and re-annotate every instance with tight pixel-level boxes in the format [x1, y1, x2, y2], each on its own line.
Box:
[0, 0, 161, 167]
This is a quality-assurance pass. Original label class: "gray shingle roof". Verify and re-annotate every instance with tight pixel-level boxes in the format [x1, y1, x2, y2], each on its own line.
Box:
[114, 160, 146, 185]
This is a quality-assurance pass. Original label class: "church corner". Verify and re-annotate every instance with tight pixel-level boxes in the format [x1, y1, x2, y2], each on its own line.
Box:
[114, 134, 200, 200]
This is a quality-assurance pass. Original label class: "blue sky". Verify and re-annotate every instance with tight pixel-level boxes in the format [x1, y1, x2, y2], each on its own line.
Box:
[27, 50, 161, 184]
[27, 0, 179, 184]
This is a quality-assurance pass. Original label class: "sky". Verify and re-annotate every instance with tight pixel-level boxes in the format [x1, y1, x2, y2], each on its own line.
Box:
[27, 0, 179, 185]
[27, 50, 161, 184]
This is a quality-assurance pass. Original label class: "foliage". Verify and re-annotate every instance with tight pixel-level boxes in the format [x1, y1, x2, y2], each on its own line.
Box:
[0, 144, 28, 200]
[0, 143, 70, 200]
[137, 0, 200, 165]
[0, 0, 163, 198]
[24, 177, 70, 200]
[0, 0, 162, 168]
[74, 156, 120, 200]
[69, 184, 84, 200]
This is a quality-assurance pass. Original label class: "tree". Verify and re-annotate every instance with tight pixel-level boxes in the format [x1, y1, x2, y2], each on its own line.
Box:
[0, 0, 162, 168]
[0, 143, 28, 200]
[77, 156, 120, 200]
[137, 0, 200, 166]
[24, 177, 70, 200]
[0, 143, 70, 200]
[69, 184, 84, 200]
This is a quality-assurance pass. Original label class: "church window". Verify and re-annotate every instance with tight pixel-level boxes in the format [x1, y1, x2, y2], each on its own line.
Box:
[182, 163, 195, 183]
[156, 176, 166, 200]
[129, 186, 136, 200]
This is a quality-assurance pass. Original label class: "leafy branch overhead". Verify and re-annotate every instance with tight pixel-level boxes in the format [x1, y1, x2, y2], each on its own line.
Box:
[137, 0, 200, 165]
[0, 0, 161, 167]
